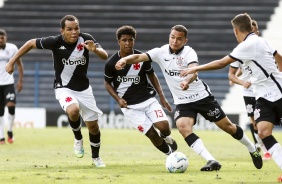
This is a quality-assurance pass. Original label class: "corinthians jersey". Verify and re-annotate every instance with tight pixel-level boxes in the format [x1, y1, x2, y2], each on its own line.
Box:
[230, 61, 255, 97]
[147, 44, 211, 105]
[0, 43, 18, 85]
[229, 33, 281, 102]
[36, 33, 102, 91]
[104, 49, 156, 105]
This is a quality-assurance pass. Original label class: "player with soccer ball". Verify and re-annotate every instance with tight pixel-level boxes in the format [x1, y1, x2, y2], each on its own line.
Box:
[115, 25, 262, 172]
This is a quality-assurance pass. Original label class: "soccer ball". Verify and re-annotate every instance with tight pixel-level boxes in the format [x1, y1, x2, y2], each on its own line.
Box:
[165, 152, 188, 173]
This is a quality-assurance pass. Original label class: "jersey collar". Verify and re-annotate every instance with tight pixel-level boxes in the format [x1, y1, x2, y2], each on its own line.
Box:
[169, 46, 184, 55]
[244, 32, 255, 41]
[0, 44, 6, 50]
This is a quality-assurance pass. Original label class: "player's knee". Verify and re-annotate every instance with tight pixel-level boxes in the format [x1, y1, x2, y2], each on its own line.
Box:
[8, 106, 15, 115]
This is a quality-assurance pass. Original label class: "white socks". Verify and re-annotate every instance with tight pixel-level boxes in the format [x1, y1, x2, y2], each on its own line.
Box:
[7, 114, 15, 132]
[238, 133, 256, 152]
[191, 139, 216, 161]
[268, 143, 282, 170]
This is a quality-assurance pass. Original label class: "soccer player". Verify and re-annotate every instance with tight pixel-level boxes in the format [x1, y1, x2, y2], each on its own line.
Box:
[179, 13, 282, 181]
[104, 25, 177, 156]
[5, 15, 108, 167]
[228, 20, 271, 160]
[115, 25, 262, 171]
[0, 29, 24, 144]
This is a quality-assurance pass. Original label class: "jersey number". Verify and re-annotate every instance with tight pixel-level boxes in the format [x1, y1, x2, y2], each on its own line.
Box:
[155, 110, 164, 118]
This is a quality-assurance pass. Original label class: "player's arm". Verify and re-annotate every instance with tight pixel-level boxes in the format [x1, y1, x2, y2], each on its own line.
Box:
[274, 52, 282, 72]
[115, 53, 149, 70]
[180, 62, 198, 90]
[15, 58, 24, 92]
[147, 73, 172, 112]
[179, 55, 235, 77]
[6, 39, 36, 74]
[104, 80, 128, 108]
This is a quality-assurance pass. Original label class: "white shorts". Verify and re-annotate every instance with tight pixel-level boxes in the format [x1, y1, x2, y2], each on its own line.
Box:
[121, 97, 168, 134]
[55, 86, 103, 121]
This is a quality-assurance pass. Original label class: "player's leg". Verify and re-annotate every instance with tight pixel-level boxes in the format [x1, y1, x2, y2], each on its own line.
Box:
[147, 98, 177, 151]
[145, 125, 173, 155]
[215, 116, 262, 169]
[0, 106, 5, 144]
[55, 88, 84, 158]
[6, 103, 15, 143]
[175, 116, 221, 171]
[3, 84, 16, 143]
[78, 86, 105, 167]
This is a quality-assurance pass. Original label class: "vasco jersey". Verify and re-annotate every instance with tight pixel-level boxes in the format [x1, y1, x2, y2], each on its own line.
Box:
[229, 33, 281, 102]
[0, 43, 18, 85]
[35, 33, 102, 91]
[230, 61, 255, 97]
[147, 44, 212, 105]
[104, 49, 156, 105]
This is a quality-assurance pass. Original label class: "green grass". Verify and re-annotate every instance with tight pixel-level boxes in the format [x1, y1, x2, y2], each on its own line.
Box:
[0, 128, 281, 184]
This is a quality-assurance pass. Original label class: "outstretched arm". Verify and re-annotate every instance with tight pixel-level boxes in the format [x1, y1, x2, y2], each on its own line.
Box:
[6, 39, 36, 74]
[147, 73, 172, 112]
[179, 55, 235, 76]
[15, 58, 24, 92]
[81, 40, 108, 60]
[115, 53, 149, 70]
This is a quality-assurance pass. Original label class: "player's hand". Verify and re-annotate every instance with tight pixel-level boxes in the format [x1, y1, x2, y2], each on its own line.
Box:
[229, 80, 234, 86]
[179, 68, 197, 77]
[5, 61, 15, 74]
[81, 40, 97, 52]
[115, 59, 126, 70]
[160, 96, 172, 112]
[180, 80, 189, 90]
[118, 98, 128, 108]
[242, 81, 252, 89]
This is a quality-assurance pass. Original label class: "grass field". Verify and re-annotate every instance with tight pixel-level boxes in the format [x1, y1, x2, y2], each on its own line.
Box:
[0, 128, 281, 184]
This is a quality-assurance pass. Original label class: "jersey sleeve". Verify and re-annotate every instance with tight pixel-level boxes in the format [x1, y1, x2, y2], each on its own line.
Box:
[82, 33, 102, 48]
[230, 60, 240, 68]
[143, 61, 154, 74]
[146, 47, 161, 63]
[35, 36, 57, 50]
[104, 61, 114, 83]
[186, 49, 198, 65]
[229, 42, 255, 63]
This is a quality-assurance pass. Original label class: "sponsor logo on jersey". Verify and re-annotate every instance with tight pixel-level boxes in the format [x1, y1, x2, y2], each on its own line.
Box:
[165, 69, 180, 76]
[62, 56, 86, 65]
[117, 75, 140, 84]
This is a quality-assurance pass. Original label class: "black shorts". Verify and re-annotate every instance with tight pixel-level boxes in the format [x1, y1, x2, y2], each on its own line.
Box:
[174, 96, 226, 123]
[0, 84, 16, 106]
[243, 96, 256, 117]
[255, 97, 282, 126]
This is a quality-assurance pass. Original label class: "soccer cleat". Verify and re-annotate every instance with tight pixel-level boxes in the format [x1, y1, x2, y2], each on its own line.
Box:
[278, 174, 282, 182]
[200, 160, 222, 171]
[7, 131, 14, 144]
[163, 136, 178, 152]
[250, 150, 263, 169]
[7, 137, 14, 144]
[93, 157, 106, 167]
[74, 139, 84, 158]
[262, 152, 271, 161]
[0, 139, 5, 145]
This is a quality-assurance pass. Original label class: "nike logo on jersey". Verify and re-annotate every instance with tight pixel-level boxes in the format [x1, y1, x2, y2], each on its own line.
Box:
[164, 58, 172, 61]
[59, 46, 66, 50]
